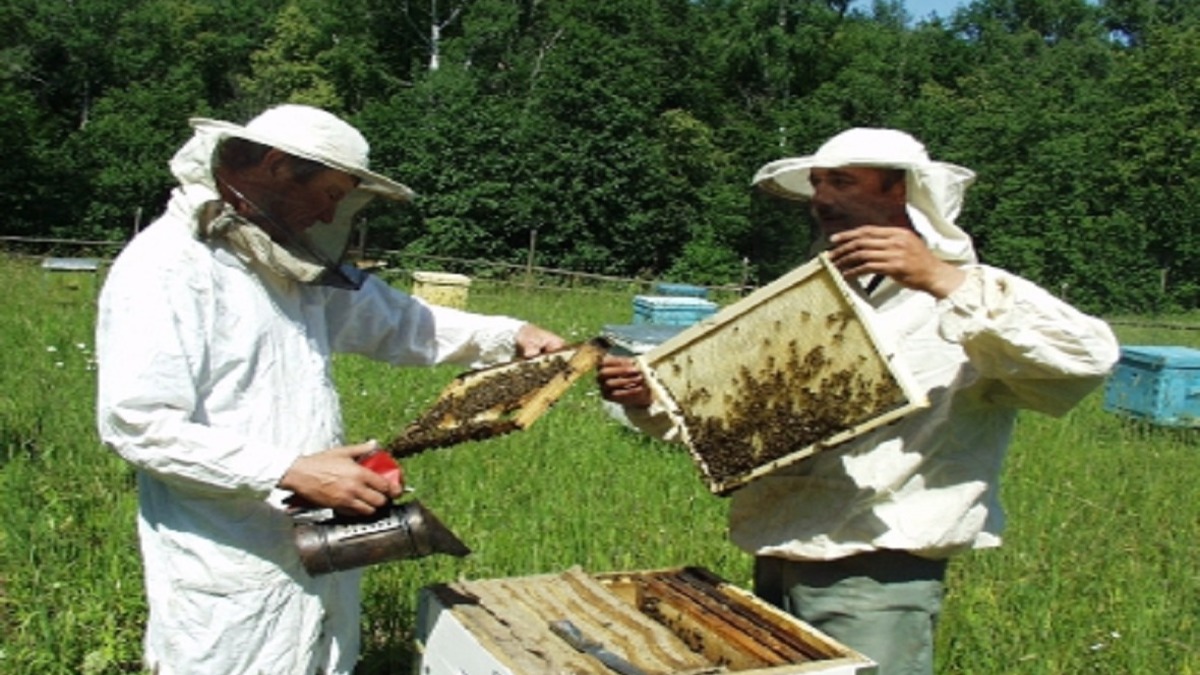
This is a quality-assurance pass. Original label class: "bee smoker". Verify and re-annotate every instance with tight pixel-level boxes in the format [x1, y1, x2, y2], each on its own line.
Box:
[293, 500, 470, 576]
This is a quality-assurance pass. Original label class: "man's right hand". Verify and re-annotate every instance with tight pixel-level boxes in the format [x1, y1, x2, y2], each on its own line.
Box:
[279, 440, 404, 515]
[828, 226, 967, 299]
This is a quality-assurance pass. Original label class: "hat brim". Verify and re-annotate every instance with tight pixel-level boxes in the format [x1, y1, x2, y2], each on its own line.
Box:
[752, 156, 971, 201]
[752, 157, 818, 201]
[190, 118, 415, 202]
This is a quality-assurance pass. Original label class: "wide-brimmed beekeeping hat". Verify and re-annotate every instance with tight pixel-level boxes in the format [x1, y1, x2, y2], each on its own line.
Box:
[170, 104, 415, 288]
[189, 104, 414, 202]
[752, 128, 978, 263]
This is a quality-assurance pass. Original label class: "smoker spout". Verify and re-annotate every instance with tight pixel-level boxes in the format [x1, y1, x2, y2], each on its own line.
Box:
[411, 501, 471, 557]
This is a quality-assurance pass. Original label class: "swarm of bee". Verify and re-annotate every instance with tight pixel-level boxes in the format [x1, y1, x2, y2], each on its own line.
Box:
[387, 340, 608, 457]
[671, 341, 905, 492]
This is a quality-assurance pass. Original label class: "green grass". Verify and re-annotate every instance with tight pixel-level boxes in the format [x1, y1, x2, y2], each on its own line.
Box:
[1, 255, 1197, 674]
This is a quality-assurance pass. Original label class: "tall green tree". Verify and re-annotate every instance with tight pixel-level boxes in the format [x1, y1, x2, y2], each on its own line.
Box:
[0, 0, 129, 239]
[237, 2, 342, 113]
[911, 0, 1152, 313]
[1104, 24, 1200, 310]
[0, 78, 62, 238]
[65, 0, 281, 239]
[364, 0, 739, 279]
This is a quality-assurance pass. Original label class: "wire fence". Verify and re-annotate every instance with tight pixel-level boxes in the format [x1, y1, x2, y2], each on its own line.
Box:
[0, 235, 752, 304]
[5, 235, 1197, 331]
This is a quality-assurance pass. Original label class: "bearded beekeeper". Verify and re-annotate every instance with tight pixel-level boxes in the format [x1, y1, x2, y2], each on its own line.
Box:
[96, 104, 565, 674]
[597, 128, 1119, 675]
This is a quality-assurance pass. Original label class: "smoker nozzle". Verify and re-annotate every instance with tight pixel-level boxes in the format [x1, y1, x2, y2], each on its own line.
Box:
[294, 500, 470, 576]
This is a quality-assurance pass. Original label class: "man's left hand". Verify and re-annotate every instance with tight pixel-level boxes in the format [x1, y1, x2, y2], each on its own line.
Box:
[828, 226, 967, 299]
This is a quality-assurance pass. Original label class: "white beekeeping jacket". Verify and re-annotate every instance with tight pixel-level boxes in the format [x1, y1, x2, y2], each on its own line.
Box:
[96, 133, 524, 674]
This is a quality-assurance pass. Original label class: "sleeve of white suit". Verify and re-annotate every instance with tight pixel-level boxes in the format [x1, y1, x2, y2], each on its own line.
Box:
[619, 399, 686, 442]
[323, 275, 525, 368]
[937, 265, 1121, 416]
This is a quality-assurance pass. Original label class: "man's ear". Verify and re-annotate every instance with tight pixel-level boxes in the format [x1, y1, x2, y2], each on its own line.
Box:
[260, 148, 291, 180]
[885, 172, 907, 205]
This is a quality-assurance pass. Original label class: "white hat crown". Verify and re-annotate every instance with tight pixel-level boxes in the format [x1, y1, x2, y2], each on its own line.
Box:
[187, 104, 414, 202]
[245, 104, 373, 175]
[813, 128, 930, 168]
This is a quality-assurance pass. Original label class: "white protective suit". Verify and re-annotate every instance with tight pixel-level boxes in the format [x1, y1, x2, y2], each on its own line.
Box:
[96, 111, 525, 674]
[629, 129, 1120, 562]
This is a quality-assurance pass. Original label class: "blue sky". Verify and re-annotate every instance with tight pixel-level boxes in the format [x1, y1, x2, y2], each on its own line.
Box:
[855, 0, 969, 21]
[901, 0, 968, 20]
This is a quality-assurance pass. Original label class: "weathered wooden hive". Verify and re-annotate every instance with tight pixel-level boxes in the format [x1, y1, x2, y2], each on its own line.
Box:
[415, 566, 876, 674]
[638, 253, 926, 495]
[411, 270, 472, 308]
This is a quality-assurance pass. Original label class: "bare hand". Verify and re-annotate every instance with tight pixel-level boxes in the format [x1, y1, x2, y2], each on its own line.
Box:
[515, 323, 568, 357]
[828, 226, 966, 298]
[597, 355, 654, 408]
[279, 440, 404, 516]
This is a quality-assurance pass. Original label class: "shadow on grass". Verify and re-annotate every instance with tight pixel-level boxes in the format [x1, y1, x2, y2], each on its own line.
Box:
[359, 628, 418, 674]
[1111, 416, 1200, 446]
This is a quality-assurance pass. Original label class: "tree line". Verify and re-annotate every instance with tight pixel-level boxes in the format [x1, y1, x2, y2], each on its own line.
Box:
[2, 0, 1197, 314]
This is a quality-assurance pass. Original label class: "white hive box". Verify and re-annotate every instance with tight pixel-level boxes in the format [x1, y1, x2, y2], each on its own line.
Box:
[415, 566, 876, 674]
[412, 271, 472, 308]
[41, 257, 102, 299]
[637, 253, 926, 496]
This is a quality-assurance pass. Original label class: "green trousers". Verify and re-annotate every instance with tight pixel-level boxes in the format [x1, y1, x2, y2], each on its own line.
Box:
[754, 551, 949, 675]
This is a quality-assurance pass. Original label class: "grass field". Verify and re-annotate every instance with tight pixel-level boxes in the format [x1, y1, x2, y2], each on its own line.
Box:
[1, 254, 1197, 674]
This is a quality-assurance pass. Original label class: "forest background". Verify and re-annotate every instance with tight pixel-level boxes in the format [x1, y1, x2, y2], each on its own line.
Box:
[2, 0, 1198, 315]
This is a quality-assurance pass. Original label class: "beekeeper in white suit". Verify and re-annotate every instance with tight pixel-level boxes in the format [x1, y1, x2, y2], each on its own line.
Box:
[597, 128, 1119, 675]
[96, 104, 565, 674]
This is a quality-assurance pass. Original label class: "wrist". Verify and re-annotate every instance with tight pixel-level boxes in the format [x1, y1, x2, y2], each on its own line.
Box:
[925, 264, 967, 299]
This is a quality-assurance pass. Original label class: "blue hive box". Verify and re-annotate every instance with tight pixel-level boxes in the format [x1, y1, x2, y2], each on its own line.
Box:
[653, 282, 708, 298]
[602, 323, 686, 356]
[633, 295, 718, 326]
[1103, 345, 1200, 427]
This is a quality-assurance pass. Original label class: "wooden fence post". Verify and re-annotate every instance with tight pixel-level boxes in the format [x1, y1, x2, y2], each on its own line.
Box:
[526, 228, 537, 289]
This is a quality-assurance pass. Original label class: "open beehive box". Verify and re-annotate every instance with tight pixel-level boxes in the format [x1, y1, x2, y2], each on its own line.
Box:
[415, 566, 876, 674]
[387, 339, 609, 457]
[638, 254, 926, 496]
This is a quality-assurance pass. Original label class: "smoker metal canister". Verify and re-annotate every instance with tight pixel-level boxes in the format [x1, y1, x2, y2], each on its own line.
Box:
[294, 500, 470, 575]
